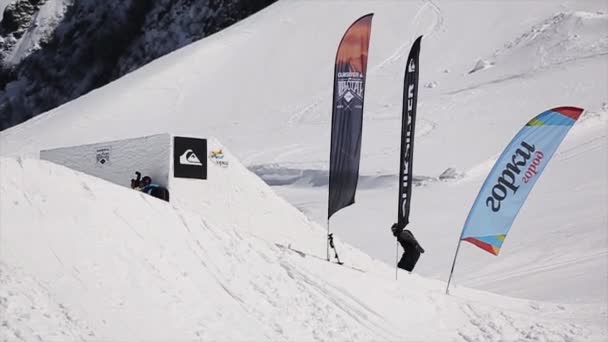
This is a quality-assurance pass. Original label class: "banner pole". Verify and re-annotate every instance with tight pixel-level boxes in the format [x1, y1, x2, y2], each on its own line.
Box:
[395, 240, 399, 280]
[445, 239, 462, 295]
[327, 219, 330, 261]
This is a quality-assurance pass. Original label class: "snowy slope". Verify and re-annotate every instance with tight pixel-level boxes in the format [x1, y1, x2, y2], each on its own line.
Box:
[0, 0, 70, 65]
[1, 156, 606, 341]
[0, 0, 11, 20]
[0, 3, 5, 20]
[0, 0, 606, 334]
[1, 0, 69, 65]
[0, 0, 277, 130]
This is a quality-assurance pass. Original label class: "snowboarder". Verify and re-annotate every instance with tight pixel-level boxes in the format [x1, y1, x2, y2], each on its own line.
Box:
[139, 176, 170, 202]
[131, 172, 170, 202]
[391, 223, 424, 272]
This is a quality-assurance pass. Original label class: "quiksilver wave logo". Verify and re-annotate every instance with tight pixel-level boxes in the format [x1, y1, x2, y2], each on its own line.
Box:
[179, 149, 202, 166]
[486, 141, 541, 212]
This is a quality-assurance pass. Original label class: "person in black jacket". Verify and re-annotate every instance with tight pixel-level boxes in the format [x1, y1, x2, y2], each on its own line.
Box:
[139, 176, 170, 202]
[130, 172, 170, 202]
[391, 223, 425, 272]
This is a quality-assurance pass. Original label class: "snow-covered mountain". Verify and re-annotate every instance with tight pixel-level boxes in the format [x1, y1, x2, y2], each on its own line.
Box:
[0, 0, 606, 340]
[0, 0, 275, 129]
[0, 0, 69, 66]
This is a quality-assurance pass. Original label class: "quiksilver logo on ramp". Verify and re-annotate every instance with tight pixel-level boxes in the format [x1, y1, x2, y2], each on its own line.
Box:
[174, 136, 207, 179]
[179, 149, 202, 166]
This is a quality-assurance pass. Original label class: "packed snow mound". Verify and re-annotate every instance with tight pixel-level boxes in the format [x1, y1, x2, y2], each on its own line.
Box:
[0, 262, 94, 341]
[172, 137, 377, 262]
[468, 59, 495, 74]
[1, 156, 606, 341]
[470, 11, 608, 77]
[503, 11, 608, 61]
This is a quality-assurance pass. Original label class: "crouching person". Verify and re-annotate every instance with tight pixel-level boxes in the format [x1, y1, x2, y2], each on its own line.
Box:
[391, 223, 424, 272]
[137, 175, 170, 202]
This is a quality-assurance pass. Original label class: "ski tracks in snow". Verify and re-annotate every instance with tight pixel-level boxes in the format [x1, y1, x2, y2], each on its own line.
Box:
[446, 52, 608, 96]
[373, 0, 444, 71]
[0, 263, 95, 341]
[457, 302, 587, 342]
[462, 250, 608, 288]
[277, 260, 397, 341]
[173, 212, 396, 341]
[448, 11, 608, 96]
[556, 134, 607, 162]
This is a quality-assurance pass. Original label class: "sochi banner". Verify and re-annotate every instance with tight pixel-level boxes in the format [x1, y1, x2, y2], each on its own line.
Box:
[328, 13, 373, 219]
[397, 36, 422, 229]
[460, 107, 584, 255]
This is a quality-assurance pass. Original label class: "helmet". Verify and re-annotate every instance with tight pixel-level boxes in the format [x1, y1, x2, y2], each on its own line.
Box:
[141, 176, 152, 186]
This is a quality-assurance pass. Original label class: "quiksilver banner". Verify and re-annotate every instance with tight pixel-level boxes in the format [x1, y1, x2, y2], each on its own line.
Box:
[459, 107, 584, 255]
[397, 36, 422, 229]
[328, 13, 373, 219]
[173, 136, 207, 179]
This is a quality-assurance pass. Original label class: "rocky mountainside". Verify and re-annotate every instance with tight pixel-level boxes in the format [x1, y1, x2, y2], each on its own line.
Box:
[0, 0, 275, 129]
